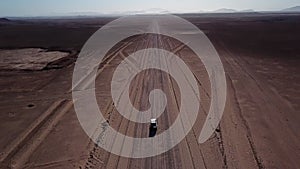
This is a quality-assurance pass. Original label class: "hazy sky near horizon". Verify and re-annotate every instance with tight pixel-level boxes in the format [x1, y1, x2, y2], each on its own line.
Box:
[0, 0, 299, 16]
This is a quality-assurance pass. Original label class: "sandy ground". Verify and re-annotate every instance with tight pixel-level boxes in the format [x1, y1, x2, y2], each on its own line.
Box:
[0, 14, 299, 169]
[0, 48, 69, 70]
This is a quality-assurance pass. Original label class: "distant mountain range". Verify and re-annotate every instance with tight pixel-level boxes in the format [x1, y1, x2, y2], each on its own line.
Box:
[282, 6, 300, 12]
[240, 9, 256, 13]
[119, 8, 170, 15]
[213, 8, 237, 13]
[116, 6, 300, 14]
[211, 8, 255, 13]
[209, 6, 300, 13]
[1, 6, 300, 18]
[0, 18, 10, 22]
[0, 18, 12, 24]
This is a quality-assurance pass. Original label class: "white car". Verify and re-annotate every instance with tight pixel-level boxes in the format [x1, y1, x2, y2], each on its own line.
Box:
[149, 118, 157, 137]
[150, 118, 157, 129]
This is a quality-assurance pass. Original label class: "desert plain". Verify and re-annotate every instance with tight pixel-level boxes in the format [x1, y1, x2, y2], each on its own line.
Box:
[0, 13, 299, 169]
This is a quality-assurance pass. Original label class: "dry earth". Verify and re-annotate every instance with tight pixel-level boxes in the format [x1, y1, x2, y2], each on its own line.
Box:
[0, 13, 299, 169]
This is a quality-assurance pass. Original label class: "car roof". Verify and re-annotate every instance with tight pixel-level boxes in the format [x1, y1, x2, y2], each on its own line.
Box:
[150, 118, 157, 123]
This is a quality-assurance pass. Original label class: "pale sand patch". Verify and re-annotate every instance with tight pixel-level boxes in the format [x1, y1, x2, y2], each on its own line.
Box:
[0, 48, 69, 70]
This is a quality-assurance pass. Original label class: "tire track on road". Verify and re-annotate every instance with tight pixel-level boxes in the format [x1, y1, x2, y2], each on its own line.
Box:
[81, 34, 149, 169]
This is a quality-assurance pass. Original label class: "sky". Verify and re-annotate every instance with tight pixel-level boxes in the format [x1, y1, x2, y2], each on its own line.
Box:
[0, 0, 299, 17]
